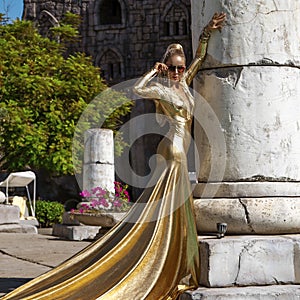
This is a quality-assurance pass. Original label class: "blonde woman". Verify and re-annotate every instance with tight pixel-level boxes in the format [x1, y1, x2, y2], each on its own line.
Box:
[2, 12, 225, 300]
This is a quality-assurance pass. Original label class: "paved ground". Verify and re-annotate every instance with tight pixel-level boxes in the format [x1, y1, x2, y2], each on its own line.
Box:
[2, 230, 300, 300]
[0, 229, 91, 297]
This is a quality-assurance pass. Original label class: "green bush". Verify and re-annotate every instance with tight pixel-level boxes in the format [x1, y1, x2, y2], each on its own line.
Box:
[0, 18, 132, 175]
[35, 200, 65, 228]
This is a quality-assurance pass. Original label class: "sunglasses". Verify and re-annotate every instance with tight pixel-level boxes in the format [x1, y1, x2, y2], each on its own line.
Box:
[167, 65, 185, 73]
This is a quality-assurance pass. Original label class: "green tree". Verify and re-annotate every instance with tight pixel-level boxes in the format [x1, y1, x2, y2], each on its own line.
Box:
[0, 17, 132, 175]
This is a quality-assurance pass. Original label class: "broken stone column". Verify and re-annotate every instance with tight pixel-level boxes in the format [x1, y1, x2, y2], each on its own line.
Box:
[191, 1, 300, 234]
[0, 204, 37, 233]
[83, 128, 115, 194]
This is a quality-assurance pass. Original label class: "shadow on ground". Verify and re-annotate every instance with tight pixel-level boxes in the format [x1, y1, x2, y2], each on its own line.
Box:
[0, 278, 32, 294]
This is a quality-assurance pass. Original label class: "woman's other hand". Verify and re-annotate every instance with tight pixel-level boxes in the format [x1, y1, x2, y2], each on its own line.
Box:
[207, 12, 226, 32]
[154, 62, 168, 74]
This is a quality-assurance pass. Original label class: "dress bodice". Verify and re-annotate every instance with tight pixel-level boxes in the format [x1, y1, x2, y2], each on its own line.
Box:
[134, 76, 194, 159]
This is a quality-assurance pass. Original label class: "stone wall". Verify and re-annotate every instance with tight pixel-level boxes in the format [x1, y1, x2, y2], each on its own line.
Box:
[23, 0, 193, 84]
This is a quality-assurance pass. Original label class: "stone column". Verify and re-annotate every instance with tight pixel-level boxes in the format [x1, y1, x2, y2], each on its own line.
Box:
[83, 128, 115, 194]
[191, 1, 300, 234]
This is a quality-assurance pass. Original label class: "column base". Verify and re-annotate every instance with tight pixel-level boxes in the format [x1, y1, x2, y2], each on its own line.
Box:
[193, 197, 300, 234]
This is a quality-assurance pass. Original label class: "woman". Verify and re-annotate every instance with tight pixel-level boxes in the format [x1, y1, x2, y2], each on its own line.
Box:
[2, 12, 225, 300]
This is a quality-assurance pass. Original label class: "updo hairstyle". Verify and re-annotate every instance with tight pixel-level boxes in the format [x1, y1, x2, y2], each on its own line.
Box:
[161, 43, 186, 64]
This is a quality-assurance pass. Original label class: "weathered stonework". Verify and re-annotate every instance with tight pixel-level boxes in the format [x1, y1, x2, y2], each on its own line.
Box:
[191, 1, 300, 234]
[0, 205, 38, 233]
[83, 128, 115, 193]
[23, 0, 192, 84]
[198, 235, 300, 287]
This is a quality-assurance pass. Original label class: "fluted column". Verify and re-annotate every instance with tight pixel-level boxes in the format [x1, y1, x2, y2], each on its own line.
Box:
[191, 0, 300, 234]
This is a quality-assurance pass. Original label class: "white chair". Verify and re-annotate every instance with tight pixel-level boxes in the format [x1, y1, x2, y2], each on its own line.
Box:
[0, 171, 36, 217]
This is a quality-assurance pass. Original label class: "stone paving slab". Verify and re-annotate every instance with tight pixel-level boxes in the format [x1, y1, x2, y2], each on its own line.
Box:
[0, 230, 90, 297]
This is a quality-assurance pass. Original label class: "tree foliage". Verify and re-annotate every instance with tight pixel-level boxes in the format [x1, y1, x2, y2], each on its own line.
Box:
[0, 17, 132, 175]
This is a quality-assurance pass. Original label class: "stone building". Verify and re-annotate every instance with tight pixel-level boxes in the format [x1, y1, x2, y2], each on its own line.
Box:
[23, 0, 192, 84]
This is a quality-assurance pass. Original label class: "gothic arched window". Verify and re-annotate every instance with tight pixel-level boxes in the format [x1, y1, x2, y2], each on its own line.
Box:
[99, 49, 124, 83]
[38, 10, 60, 41]
[161, 5, 189, 37]
[99, 0, 122, 25]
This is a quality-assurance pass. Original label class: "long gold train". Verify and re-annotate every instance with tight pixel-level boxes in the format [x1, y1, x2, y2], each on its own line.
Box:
[2, 155, 200, 299]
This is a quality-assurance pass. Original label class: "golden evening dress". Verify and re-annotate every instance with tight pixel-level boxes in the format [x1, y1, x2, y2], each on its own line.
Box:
[1, 35, 210, 300]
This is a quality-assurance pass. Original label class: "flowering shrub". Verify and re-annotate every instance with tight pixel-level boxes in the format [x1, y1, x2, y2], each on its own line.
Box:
[71, 181, 131, 214]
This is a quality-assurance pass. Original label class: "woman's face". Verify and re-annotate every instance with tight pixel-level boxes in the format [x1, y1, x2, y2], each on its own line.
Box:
[166, 55, 186, 83]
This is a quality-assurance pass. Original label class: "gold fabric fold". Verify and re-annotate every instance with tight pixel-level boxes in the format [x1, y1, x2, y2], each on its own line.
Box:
[2, 153, 199, 300]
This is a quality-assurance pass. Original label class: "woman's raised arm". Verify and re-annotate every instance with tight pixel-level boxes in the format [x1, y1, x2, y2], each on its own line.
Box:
[133, 62, 168, 99]
[185, 12, 226, 86]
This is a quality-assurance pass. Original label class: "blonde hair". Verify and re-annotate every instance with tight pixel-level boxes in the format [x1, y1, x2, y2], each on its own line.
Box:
[162, 43, 186, 64]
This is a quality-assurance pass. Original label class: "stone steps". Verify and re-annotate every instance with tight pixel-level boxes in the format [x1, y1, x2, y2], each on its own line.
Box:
[180, 235, 300, 299]
[180, 284, 300, 300]
[197, 235, 300, 288]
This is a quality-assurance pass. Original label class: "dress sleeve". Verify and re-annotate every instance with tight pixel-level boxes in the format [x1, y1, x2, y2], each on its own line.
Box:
[185, 29, 211, 87]
[133, 68, 161, 99]
[133, 68, 167, 126]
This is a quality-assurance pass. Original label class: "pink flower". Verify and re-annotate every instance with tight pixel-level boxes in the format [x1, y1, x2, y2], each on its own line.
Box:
[99, 198, 109, 208]
[123, 190, 130, 201]
[92, 186, 107, 197]
[77, 183, 130, 213]
[113, 199, 122, 207]
[115, 186, 123, 193]
[81, 203, 90, 209]
[91, 200, 99, 208]
[79, 190, 92, 198]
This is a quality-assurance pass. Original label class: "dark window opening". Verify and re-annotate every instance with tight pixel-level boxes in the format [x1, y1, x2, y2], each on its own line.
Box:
[99, 0, 122, 25]
[174, 21, 180, 35]
[163, 22, 170, 36]
[109, 63, 114, 79]
[118, 62, 121, 76]
[182, 19, 187, 35]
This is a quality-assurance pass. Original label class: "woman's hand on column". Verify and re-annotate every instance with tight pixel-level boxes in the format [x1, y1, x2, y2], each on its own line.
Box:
[206, 12, 226, 32]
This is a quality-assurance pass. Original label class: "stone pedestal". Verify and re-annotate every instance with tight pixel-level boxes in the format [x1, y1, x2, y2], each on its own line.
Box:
[0, 204, 37, 233]
[179, 234, 300, 299]
[52, 212, 123, 241]
[193, 182, 300, 234]
[83, 128, 115, 193]
[198, 235, 300, 288]
[0, 205, 19, 224]
[191, 0, 300, 234]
